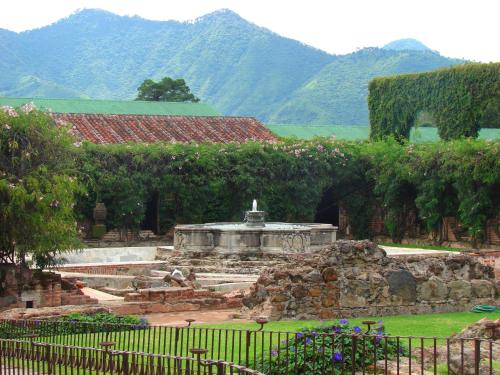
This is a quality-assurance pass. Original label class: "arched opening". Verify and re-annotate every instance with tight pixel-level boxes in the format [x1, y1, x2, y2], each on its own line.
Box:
[315, 187, 339, 226]
[141, 191, 160, 234]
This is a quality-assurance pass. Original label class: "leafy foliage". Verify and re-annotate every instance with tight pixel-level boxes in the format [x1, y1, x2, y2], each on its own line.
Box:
[0, 10, 462, 124]
[136, 77, 199, 102]
[0, 109, 81, 268]
[369, 63, 500, 140]
[76, 138, 499, 244]
[0, 313, 147, 339]
[259, 319, 404, 374]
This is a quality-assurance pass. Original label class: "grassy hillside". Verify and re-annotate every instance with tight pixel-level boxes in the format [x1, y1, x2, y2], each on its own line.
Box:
[267, 124, 500, 142]
[0, 9, 463, 124]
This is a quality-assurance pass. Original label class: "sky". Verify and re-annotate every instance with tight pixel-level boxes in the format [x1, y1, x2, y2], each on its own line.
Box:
[0, 0, 499, 62]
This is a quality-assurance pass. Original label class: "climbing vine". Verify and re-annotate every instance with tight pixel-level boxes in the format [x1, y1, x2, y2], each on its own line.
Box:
[76, 138, 499, 244]
[369, 63, 500, 141]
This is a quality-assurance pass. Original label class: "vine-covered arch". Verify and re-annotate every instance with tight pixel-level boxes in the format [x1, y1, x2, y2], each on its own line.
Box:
[369, 62, 500, 140]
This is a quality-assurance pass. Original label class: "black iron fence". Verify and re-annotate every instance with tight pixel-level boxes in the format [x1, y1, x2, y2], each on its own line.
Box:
[0, 339, 263, 374]
[0, 319, 498, 374]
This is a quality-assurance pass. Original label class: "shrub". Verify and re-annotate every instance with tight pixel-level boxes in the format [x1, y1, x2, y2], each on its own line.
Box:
[0, 313, 148, 339]
[259, 319, 405, 374]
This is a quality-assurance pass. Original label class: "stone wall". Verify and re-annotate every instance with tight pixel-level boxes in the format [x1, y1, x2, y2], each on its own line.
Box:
[242, 241, 497, 320]
[57, 246, 158, 264]
[109, 287, 242, 315]
[56, 261, 164, 275]
[0, 265, 97, 311]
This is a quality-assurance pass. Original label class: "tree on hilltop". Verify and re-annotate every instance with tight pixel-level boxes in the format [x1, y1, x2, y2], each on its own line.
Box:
[136, 77, 200, 102]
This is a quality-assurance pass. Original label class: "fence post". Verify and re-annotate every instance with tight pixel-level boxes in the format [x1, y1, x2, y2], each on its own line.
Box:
[122, 352, 130, 375]
[216, 360, 225, 375]
[474, 339, 481, 375]
[174, 327, 180, 356]
[45, 343, 53, 375]
[351, 334, 357, 375]
[245, 330, 251, 368]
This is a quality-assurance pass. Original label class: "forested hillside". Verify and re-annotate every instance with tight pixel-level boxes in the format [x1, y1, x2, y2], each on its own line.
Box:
[0, 9, 463, 124]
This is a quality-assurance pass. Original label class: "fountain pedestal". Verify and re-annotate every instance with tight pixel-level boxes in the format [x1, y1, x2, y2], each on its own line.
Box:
[245, 211, 265, 227]
[173, 199, 337, 257]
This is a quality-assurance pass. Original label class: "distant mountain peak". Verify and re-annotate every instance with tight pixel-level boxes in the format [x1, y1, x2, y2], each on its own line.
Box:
[383, 38, 431, 52]
[69, 8, 118, 18]
[195, 8, 244, 23]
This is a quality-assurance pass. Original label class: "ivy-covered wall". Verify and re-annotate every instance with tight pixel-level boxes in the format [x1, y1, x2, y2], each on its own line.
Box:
[368, 63, 500, 141]
[76, 139, 499, 243]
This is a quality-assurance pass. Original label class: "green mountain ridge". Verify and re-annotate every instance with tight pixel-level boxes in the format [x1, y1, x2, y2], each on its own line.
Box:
[0, 9, 464, 124]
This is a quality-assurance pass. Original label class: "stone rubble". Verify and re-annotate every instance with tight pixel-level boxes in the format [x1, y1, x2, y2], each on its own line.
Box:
[242, 240, 497, 320]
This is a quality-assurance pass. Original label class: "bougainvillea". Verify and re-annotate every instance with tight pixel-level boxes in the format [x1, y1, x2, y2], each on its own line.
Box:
[76, 138, 499, 244]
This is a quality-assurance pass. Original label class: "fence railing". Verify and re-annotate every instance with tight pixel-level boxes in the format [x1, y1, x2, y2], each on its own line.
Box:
[0, 338, 263, 374]
[0, 319, 498, 374]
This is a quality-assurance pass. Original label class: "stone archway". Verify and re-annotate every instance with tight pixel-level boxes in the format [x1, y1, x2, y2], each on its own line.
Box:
[314, 187, 339, 226]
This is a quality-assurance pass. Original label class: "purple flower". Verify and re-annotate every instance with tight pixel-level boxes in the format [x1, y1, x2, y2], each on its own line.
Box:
[296, 333, 304, 339]
[311, 331, 318, 337]
[377, 320, 383, 324]
[332, 352, 343, 362]
[353, 326, 362, 333]
[281, 339, 288, 345]
[305, 338, 313, 345]
[271, 349, 278, 357]
[339, 319, 349, 325]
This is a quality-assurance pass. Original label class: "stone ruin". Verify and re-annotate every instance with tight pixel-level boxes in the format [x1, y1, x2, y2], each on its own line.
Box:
[0, 265, 97, 311]
[242, 240, 498, 320]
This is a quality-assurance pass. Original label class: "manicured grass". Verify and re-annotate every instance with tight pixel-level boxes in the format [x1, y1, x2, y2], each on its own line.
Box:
[203, 311, 500, 338]
[379, 242, 463, 252]
[6, 311, 499, 374]
[266, 124, 500, 142]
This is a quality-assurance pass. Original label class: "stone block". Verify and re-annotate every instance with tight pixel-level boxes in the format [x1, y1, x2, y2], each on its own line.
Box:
[321, 267, 338, 282]
[308, 287, 322, 297]
[386, 270, 416, 303]
[447, 280, 471, 300]
[271, 293, 289, 303]
[419, 276, 448, 301]
[471, 280, 494, 298]
[291, 285, 308, 299]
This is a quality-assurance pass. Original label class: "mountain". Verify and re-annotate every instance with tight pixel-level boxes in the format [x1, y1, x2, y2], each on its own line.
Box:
[0, 9, 463, 124]
[268, 48, 462, 125]
[383, 38, 431, 52]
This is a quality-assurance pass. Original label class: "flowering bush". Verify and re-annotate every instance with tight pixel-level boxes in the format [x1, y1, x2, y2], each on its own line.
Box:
[259, 319, 405, 374]
[76, 138, 498, 243]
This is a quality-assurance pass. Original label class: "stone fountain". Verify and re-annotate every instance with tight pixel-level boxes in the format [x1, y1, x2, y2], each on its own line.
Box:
[173, 200, 337, 257]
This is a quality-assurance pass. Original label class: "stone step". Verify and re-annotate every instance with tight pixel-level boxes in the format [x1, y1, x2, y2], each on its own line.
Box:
[161, 265, 264, 274]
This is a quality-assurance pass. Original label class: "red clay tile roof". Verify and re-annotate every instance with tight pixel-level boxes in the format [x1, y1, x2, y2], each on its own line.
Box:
[50, 113, 277, 144]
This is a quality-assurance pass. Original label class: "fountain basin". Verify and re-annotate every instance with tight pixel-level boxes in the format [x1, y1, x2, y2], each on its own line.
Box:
[174, 222, 337, 256]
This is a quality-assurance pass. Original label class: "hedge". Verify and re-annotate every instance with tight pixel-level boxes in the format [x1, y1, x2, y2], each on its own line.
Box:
[368, 63, 500, 141]
[76, 138, 499, 243]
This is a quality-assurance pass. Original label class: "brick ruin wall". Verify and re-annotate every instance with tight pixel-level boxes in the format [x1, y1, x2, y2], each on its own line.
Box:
[0, 266, 96, 311]
[242, 240, 498, 320]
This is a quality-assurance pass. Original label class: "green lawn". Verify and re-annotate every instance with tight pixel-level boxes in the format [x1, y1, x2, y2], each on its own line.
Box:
[203, 311, 500, 338]
[379, 242, 464, 252]
[5, 311, 499, 374]
[266, 124, 500, 142]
